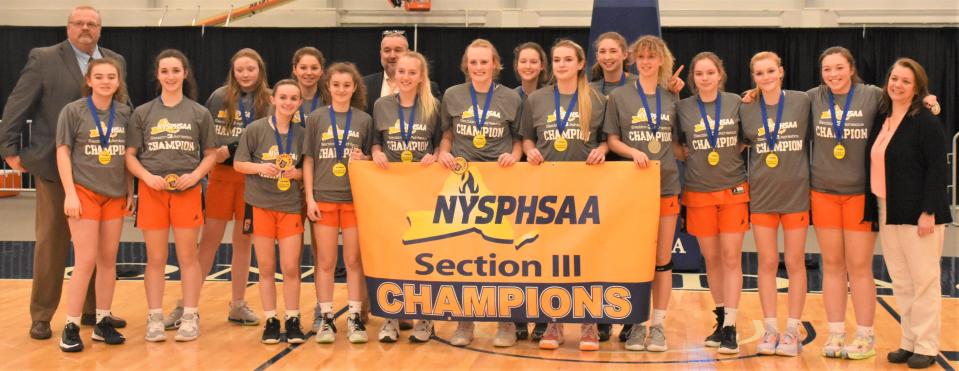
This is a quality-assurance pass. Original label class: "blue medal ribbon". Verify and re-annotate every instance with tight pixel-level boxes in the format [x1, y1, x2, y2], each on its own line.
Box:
[637, 82, 662, 136]
[695, 93, 723, 150]
[827, 86, 855, 144]
[298, 95, 320, 125]
[271, 115, 294, 157]
[553, 86, 579, 137]
[329, 105, 352, 162]
[601, 71, 626, 95]
[238, 97, 254, 128]
[85, 96, 115, 151]
[397, 95, 418, 145]
[469, 83, 495, 133]
[759, 90, 785, 153]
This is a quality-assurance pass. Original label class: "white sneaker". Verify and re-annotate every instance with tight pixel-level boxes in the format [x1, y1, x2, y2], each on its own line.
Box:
[174, 313, 199, 341]
[409, 320, 434, 343]
[378, 319, 399, 343]
[227, 300, 260, 326]
[315, 313, 336, 344]
[145, 313, 167, 342]
[493, 322, 517, 347]
[624, 324, 646, 351]
[347, 313, 368, 344]
[450, 321, 474, 347]
[162, 305, 182, 330]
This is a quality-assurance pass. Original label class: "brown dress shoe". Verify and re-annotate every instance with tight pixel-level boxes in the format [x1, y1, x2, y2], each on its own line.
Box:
[81, 314, 127, 328]
[30, 321, 52, 339]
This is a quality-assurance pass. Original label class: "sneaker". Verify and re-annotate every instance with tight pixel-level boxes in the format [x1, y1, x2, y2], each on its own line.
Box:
[619, 324, 634, 342]
[163, 306, 183, 330]
[597, 323, 611, 342]
[704, 308, 724, 347]
[92, 319, 125, 345]
[59, 323, 84, 352]
[450, 321, 474, 347]
[347, 313, 368, 344]
[579, 324, 599, 351]
[228, 301, 260, 326]
[285, 316, 306, 344]
[538, 323, 564, 349]
[315, 313, 336, 343]
[624, 324, 647, 351]
[515, 322, 529, 340]
[378, 319, 399, 343]
[906, 354, 936, 369]
[409, 320, 433, 343]
[775, 330, 801, 357]
[531, 322, 548, 341]
[312, 304, 323, 333]
[145, 313, 167, 342]
[174, 313, 200, 341]
[842, 333, 875, 360]
[493, 322, 517, 347]
[757, 331, 779, 355]
[261, 317, 281, 344]
[821, 333, 845, 358]
[645, 324, 667, 352]
[888, 348, 915, 364]
[717, 325, 739, 354]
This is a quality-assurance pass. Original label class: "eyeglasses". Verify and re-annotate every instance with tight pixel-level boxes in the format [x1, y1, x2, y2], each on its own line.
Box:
[382, 30, 406, 37]
[69, 21, 101, 29]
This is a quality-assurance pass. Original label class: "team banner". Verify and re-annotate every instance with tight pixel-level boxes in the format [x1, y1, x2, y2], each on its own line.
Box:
[350, 160, 660, 323]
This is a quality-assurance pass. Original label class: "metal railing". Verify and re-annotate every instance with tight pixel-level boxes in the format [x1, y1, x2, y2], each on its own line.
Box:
[950, 131, 958, 226]
[0, 119, 35, 193]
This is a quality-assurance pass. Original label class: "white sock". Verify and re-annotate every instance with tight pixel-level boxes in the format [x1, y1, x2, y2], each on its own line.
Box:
[786, 318, 801, 333]
[856, 326, 874, 337]
[763, 318, 778, 333]
[828, 322, 845, 335]
[183, 307, 198, 315]
[286, 310, 300, 319]
[348, 301, 363, 315]
[722, 308, 737, 327]
[264, 310, 277, 319]
[319, 302, 334, 315]
[95, 309, 111, 324]
[148, 308, 163, 316]
[66, 315, 81, 326]
[651, 309, 667, 326]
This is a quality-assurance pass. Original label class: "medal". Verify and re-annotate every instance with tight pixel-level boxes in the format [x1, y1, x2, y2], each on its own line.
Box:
[452, 157, 469, 175]
[765, 152, 779, 168]
[647, 138, 661, 154]
[298, 95, 320, 127]
[85, 96, 116, 167]
[401, 150, 413, 163]
[833, 143, 846, 159]
[164, 174, 179, 190]
[827, 86, 855, 161]
[238, 98, 254, 128]
[554, 136, 568, 152]
[277, 177, 291, 191]
[275, 153, 294, 171]
[397, 96, 419, 159]
[552, 86, 579, 154]
[271, 116, 296, 194]
[469, 83, 495, 150]
[98, 150, 111, 165]
[472, 133, 487, 149]
[707, 150, 720, 166]
[332, 162, 347, 177]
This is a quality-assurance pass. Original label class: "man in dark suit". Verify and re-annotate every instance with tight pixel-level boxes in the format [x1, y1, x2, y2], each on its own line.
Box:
[362, 30, 441, 114]
[0, 5, 127, 340]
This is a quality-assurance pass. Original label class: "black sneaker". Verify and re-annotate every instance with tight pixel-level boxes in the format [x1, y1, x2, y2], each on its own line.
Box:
[906, 354, 936, 369]
[888, 348, 914, 363]
[704, 307, 724, 347]
[597, 323, 611, 342]
[531, 322, 548, 341]
[261, 317, 281, 344]
[285, 316, 306, 344]
[514, 322, 529, 340]
[619, 324, 634, 342]
[59, 323, 83, 352]
[717, 325, 739, 354]
[92, 319, 125, 344]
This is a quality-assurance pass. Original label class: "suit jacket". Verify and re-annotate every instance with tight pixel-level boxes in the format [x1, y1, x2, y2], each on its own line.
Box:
[0, 40, 125, 182]
[863, 109, 952, 225]
[362, 71, 441, 115]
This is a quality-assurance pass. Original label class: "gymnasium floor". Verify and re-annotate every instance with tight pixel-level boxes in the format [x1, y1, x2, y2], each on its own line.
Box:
[0, 194, 957, 370]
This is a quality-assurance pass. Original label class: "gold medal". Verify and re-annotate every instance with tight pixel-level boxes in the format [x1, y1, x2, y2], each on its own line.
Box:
[472, 133, 487, 149]
[765, 152, 779, 168]
[452, 157, 469, 175]
[554, 136, 568, 152]
[277, 177, 291, 191]
[647, 138, 661, 154]
[833, 143, 846, 160]
[332, 162, 347, 177]
[164, 174, 179, 190]
[275, 154, 294, 171]
[707, 150, 720, 166]
[98, 149, 111, 165]
[400, 150, 413, 163]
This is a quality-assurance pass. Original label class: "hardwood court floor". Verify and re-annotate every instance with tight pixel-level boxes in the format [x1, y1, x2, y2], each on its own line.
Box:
[1, 280, 956, 370]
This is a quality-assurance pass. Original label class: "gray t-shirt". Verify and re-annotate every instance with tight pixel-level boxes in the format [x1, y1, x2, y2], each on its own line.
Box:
[739, 90, 811, 213]
[128, 97, 217, 179]
[807, 83, 882, 195]
[302, 106, 374, 202]
[440, 83, 523, 162]
[372, 94, 441, 162]
[234, 117, 305, 214]
[519, 85, 607, 162]
[675, 92, 746, 192]
[589, 74, 638, 97]
[603, 83, 680, 195]
[205, 86, 258, 148]
[293, 94, 325, 127]
[55, 98, 131, 198]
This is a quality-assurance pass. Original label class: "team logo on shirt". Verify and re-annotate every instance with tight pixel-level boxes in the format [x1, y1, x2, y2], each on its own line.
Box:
[630, 108, 670, 124]
[546, 108, 578, 123]
[755, 120, 797, 136]
[150, 119, 190, 135]
[320, 126, 361, 141]
[693, 116, 735, 132]
[819, 105, 863, 119]
[88, 127, 125, 138]
[216, 109, 253, 121]
[387, 120, 429, 135]
[461, 107, 502, 120]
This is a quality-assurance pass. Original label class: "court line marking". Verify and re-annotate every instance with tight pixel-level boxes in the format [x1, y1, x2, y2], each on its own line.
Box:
[877, 297, 955, 371]
[254, 305, 349, 371]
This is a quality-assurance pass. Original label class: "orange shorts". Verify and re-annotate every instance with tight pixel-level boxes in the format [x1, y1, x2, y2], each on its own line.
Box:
[313, 202, 357, 228]
[75, 184, 125, 221]
[751, 212, 810, 230]
[660, 195, 680, 217]
[136, 179, 203, 230]
[682, 183, 750, 237]
[810, 190, 872, 232]
[205, 165, 246, 221]
[252, 207, 304, 239]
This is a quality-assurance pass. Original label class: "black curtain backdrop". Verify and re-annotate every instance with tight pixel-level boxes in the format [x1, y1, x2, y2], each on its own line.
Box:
[1, 26, 956, 138]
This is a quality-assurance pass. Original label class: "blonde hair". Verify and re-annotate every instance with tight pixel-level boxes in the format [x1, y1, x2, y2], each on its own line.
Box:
[552, 39, 595, 137]
[748, 51, 784, 99]
[397, 52, 438, 125]
[460, 39, 504, 81]
[629, 35, 675, 88]
[590, 32, 630, 81]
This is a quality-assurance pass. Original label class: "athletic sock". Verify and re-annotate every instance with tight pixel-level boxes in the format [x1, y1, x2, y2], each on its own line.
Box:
[183, 307, 198, 315]
[319, 302, 334, 315]
[651, 309, 667, 326]
[286, 310, 300, 319]
[264, 310, 277, 319]
[828, 322, 845, 334]
[722, 308, 737, 327]
[763, 318, 778, 333]
[786, 318, 801, 333]
[148, 308, 163, 316]
[856, 326, 874, 337]
[348, 301, 362, 315]
[95, 309, 111, 324]
[66, 315, 81, 326]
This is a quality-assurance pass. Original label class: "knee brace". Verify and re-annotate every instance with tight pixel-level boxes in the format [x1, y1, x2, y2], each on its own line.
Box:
[655, 261, 673, 272]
